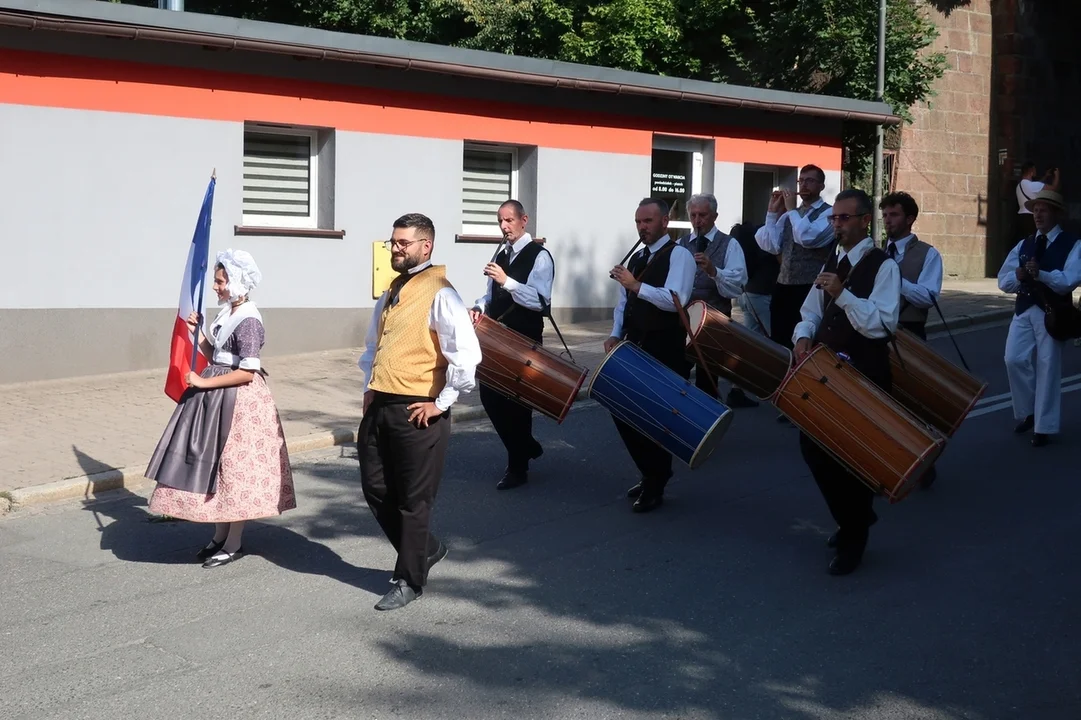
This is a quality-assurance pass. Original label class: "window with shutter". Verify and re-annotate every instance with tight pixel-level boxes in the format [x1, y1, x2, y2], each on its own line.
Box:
[462, 143, 518, 235]
[243, 128, 319, 228]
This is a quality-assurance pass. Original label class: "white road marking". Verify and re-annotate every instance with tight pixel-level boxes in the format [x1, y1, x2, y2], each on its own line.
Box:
[974, 372, 1081, 407]
[966, 382, 1081, 420]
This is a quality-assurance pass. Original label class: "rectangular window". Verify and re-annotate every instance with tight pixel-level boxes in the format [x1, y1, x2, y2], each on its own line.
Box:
[462, 143, 518, 236]
[243, 127, 319, 228]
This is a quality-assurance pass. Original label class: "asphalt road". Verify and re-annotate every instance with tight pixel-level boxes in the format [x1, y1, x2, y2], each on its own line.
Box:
[2, 322, 1079, 720]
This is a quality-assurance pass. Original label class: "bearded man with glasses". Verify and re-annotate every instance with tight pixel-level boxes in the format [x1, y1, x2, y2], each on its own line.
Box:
[357, 213, 482, 611]
[791, 189, 901, 576]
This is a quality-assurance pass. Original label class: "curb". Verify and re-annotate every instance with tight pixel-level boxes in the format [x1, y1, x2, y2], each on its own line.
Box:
[0, 403, 509, 515]
[1, 309, 1009, 515]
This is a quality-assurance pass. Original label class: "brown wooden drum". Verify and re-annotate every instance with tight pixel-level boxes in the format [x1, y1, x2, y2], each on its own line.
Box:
[474, 315, 588, 424]
[773, 345, 946, 503]
[684, 299, 792, 400]
[887, 327, 988, 437]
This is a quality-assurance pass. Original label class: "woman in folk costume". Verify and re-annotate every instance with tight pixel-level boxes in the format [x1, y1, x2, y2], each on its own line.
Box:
[145, 249, 295, 568]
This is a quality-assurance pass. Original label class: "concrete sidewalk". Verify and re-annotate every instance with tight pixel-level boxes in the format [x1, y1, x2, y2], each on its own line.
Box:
[0, 279, 1015, 511]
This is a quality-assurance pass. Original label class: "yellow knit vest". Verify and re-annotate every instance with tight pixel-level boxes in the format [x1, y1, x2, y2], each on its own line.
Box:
[368, 265, 454, 399]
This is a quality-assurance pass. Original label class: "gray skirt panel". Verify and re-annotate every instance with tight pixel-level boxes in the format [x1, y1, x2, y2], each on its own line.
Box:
[145, 365, 237, 495]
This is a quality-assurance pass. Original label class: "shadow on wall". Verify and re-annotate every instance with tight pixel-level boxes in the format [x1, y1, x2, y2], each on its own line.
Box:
[551, 232, 628, 323]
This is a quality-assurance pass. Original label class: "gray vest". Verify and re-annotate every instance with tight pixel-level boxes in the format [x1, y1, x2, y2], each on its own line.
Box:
[777, 203, 834, 286]
[680, 230, 734, 316]
[894, 236, 933, 324]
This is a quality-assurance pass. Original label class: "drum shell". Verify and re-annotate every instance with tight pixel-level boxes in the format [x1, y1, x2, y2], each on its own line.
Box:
[887, 327, 988, 437]
[588, 340, 734, 469]
[474, 315, 587, 424]
[774, 345, 946, 503]
[683, 300, 792, 400]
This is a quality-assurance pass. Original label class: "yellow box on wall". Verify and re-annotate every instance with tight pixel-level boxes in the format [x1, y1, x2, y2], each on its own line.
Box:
[372, 240, 395, 299]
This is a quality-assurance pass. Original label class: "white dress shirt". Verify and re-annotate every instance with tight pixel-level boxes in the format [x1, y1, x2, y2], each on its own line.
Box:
[997, 225, 1081, 295]
[358, 261, 482, 412]
[611, 235, 696, 338]
[760, 198, 835, 254]
[473, 233, 554, 313]
[681, 226, 748, 299]
[887, 234, 944, 309]
[793, 237, 902, 344]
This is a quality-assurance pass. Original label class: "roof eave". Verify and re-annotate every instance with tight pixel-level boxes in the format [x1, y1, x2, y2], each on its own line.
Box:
[0, 5, 903, 126]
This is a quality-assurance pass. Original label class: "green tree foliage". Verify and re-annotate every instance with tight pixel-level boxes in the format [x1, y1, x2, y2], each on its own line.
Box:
[166, 0, 946, 174]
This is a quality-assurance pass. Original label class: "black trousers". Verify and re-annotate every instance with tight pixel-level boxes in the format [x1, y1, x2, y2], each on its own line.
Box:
[613, 337, 690, 496]
[770, 283, 814, 350]
[480, 385, 539, 473]
[694, 362, 720, 396]
[799, 433, 877, 553]
[358, 396, 449, 589]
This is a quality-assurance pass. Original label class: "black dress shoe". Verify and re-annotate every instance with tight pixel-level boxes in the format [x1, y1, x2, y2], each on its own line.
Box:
[529, 443, 544, 461]
[496, 470, 528, 490]
[827, 531, 841, 549]
[1032, 433, 1049, 447]
[427, 541, 448, 571]
[626, 482, 643, 499]
[375, 580, 422, 611]
[202, 547, 244, 569]
[828, 551, 863, 576]
[196, 539, 225, 561]
[632, 494, 664, 513]
[1014, 415, 1035, 434]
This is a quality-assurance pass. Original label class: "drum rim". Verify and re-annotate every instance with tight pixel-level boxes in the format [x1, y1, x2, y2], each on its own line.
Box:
[586, 339, 635, 398]
[554, 366, 590, 424]
[683, 300, 709, 345]
[687, 406, 735, 470]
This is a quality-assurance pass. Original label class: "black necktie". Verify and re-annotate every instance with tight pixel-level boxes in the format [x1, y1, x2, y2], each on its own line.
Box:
[1035, 234, 1048, 261]
[629, 247, 652, 277]
[886, 242, 898, 260]
[835, 255, 852, 283]
[387, 274, 409, 308]
[696, 234, 709, 254]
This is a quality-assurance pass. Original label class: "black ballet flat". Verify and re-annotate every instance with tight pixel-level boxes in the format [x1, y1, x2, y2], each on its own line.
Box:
[196, 539, 226, 561]
[201, 547, 245, 569]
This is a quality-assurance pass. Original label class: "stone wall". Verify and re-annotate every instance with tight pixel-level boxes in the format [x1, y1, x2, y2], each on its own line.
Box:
[894, 0, 992, 280]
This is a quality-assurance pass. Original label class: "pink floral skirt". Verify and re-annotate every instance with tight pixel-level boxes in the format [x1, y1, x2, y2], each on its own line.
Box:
[149, 374, 296, 522]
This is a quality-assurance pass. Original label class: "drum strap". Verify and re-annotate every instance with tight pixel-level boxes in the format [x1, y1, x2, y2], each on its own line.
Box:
[929, 296, 972, 372]
[493, 275, 577, 363]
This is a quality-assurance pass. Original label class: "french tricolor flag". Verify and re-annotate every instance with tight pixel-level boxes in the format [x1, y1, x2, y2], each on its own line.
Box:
[164, 175, 216, 402]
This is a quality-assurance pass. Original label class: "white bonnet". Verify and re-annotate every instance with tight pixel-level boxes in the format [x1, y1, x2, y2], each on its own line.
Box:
[216, 248, 262, 301]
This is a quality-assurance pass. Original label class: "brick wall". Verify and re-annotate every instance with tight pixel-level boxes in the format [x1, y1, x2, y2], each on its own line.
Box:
[986, 0, 1081, 274]
[894, 0, 992, 279]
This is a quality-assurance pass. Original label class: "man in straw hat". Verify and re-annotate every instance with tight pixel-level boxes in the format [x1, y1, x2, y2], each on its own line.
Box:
[996, 188, 1081, 446]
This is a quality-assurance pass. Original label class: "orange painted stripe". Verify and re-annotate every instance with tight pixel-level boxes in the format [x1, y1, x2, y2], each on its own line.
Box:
[0, 48, 840, 168]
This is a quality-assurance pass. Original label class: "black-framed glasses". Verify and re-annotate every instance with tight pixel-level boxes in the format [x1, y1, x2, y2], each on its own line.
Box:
[383, 238, 426, 251]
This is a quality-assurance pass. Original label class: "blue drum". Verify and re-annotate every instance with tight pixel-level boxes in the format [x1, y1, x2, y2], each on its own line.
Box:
[588, 340, 734, 469]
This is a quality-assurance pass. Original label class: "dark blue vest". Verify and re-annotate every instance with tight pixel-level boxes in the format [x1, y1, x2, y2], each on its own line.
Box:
[1016, 230, 1078, 315]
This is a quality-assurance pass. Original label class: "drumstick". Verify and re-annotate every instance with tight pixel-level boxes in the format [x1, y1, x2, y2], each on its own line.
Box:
[671, 290, 720, 398]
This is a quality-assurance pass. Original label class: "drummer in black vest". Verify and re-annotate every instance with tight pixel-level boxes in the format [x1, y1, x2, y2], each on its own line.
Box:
[879, 192, 943, 341]
[470, 200, 555, 490]
[677, 193, 753, 406]
[605, 198, 696, 513]
[792, 189, 901, 575]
